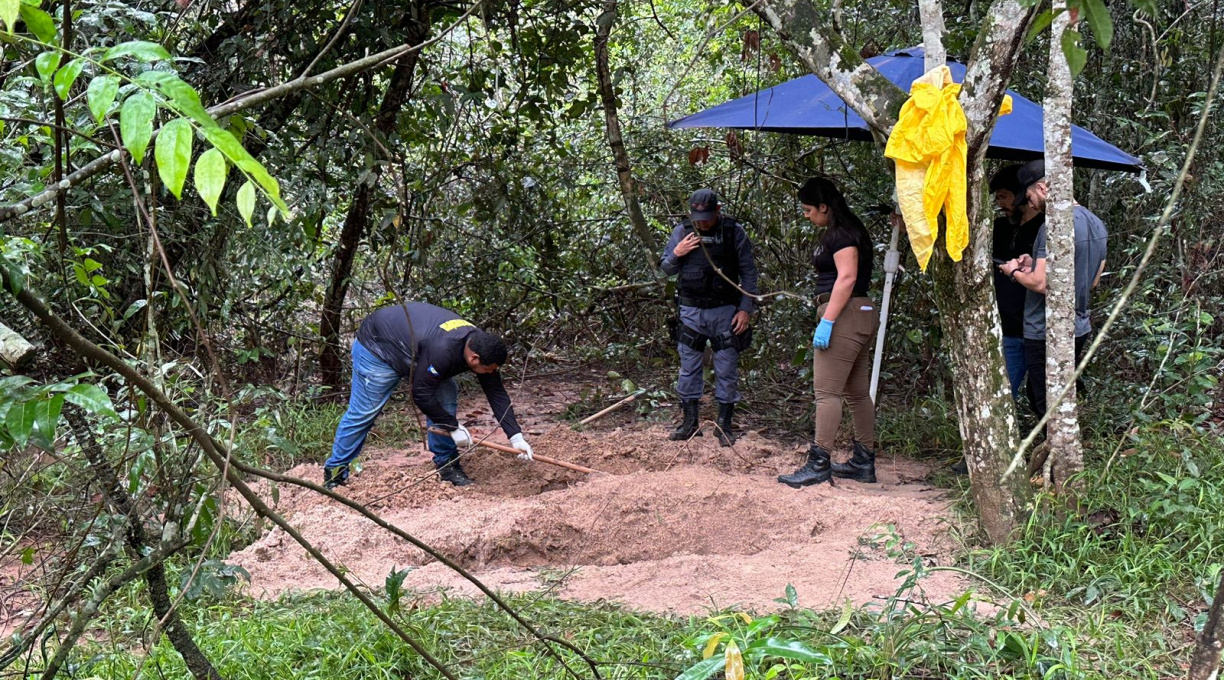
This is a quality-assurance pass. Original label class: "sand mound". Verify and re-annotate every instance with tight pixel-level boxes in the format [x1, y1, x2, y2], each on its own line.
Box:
[227, 384, 971, 615]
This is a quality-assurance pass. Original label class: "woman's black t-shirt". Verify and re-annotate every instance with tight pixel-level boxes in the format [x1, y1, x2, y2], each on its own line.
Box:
[813, 229, 873, 296]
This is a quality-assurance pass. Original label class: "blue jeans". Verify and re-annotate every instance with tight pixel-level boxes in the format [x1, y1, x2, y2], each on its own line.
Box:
[324, 340, 460, 474]
[1002, 336, 1027, 400]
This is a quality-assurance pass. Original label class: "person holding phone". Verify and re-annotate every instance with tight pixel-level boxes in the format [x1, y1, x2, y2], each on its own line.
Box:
[659, 189, 759, 446]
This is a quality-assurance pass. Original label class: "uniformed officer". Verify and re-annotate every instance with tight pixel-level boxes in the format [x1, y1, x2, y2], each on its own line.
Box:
[659, 189, 759, 446]
[322, 301, 533, 488]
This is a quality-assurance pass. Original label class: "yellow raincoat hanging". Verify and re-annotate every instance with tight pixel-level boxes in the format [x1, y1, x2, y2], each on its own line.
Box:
[884, 65, 1012, 271]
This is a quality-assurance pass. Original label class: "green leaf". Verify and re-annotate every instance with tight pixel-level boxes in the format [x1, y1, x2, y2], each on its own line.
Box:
[34, 50, 61, 83]
[385, 567, 409, 615]
[674, 656, 725, 680]
[32, 392, 63, 447]
[265, 432, 299, 456]
[193, 148, 226, 216]
[745, 614, 780, 638]
[0, 0, 18, 34]
[1061, 29, 1088, 77]
[785, 583, 798, 607]
[52, 58, 84, 100]
[20, 547, 34, 565]
[18, 5, 55, 42]
[62, 383, 117, 419]
[2, 257, 25, 295]
[744, 638, 833, 665]
[136, 71, 286, 213]
[1081, 0, 1112, 50]
[102, 40, 171, 63]
[1025, 9, 1055, 45]
[200, 127, 288, 215]
[86, 75, 120, 123]
[119, 91, 156, 164]
[5, 399, 36, 447]
[155, 118, 193, 199]
[236, 181, 255, 227]
[829, 597, 853, 634]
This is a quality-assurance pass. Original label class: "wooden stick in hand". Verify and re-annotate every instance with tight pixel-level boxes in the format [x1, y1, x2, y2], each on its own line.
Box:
[427, 428, 600, 475]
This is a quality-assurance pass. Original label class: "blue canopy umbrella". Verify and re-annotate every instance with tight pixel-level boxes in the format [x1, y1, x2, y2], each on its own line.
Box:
[668, 47, 1143, 172]
[666, 46, 1142, 400]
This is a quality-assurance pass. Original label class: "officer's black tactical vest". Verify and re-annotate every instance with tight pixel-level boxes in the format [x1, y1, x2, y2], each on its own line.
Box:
[676, 217, 742, 308]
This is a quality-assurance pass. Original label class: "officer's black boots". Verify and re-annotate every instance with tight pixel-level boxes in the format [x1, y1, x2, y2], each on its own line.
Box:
[778, 445, 833, 488]
[669, 399, 702, 440]
[323, 466, 348, 490]
[438, 461, 474, 487]
[715, 401, 736, 447]
[831, 440, 877, 483]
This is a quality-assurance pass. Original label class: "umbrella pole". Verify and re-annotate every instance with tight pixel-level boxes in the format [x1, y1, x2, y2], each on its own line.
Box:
[870, 221, 901, 403]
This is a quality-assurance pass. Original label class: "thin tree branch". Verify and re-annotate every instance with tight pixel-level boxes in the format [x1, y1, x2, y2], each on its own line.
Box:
[0, 0, 484, 225]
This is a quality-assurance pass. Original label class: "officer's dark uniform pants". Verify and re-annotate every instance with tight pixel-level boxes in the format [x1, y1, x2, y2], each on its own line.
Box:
[676, 304, 741, 403]
[812, 297, 878, 450]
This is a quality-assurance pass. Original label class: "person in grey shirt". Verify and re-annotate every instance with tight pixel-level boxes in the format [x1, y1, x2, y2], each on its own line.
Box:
[999, 160, 1108, 417]
[659, 189, 759, 446]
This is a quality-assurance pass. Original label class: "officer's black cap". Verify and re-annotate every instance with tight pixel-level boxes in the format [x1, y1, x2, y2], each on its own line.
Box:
[1013, 160, 1045, 208]
[688, 188, 720, 221]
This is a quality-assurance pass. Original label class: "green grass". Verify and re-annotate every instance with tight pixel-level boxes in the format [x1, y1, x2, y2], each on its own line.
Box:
[67, 559, 1176, 680]
[233, 393, 423, 470]
[965, 425, 1223, 675]
[48, 407, 1224, 680]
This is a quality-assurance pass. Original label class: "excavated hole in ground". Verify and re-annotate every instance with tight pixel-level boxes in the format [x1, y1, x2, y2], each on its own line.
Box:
[228, 381, 976, 614]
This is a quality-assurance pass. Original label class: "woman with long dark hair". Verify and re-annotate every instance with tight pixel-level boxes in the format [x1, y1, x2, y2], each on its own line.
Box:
[779, 177, 880, 488]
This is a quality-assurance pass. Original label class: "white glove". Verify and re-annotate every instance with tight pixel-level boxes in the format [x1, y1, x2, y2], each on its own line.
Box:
[450, 424, 472, 448]
[509, 433, 534, 462]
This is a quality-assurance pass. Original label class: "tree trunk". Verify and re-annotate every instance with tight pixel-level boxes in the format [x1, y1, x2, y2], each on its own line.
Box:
[319, 7, 431, 391]
[594, 0, 661, 268]
[1189, 569, 1224, 680]
[752, 0, 1036, 543]
[1043, 0, 1083, 487]
[920, 0, 1031, 543]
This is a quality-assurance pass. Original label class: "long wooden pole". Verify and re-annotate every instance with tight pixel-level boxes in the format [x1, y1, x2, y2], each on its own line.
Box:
[428, 428, 600, 475]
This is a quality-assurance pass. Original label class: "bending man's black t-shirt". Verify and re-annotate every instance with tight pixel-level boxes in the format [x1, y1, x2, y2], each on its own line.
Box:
[992, 214, 1043, 338]
[812, 229, 872, 296]
[355, 302, 522, 437]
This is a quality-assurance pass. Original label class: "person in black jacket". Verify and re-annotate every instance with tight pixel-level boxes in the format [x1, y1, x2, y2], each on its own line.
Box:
[322, 302, 532, 488]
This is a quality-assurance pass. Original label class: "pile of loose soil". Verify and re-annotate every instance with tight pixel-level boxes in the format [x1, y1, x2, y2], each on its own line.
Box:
[227, 377, 973, 615]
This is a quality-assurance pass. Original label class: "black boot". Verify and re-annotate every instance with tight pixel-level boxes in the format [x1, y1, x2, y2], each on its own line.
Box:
[437, 461, 474, 487]
[831, 440, 877, 483]
[715, 401, 736, 447]
[323, 466, 349, 490]
[669, 399, 702, 440]
[778, 445, 832, 488]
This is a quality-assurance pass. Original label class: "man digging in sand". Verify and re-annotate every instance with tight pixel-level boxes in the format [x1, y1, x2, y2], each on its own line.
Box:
[322, 301, 534, 488]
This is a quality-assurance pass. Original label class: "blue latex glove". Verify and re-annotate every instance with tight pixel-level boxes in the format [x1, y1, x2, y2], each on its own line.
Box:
[812, 318, 835, 350]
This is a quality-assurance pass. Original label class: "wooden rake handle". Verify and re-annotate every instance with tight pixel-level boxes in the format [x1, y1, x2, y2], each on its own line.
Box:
[427, 428, 600, 475]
